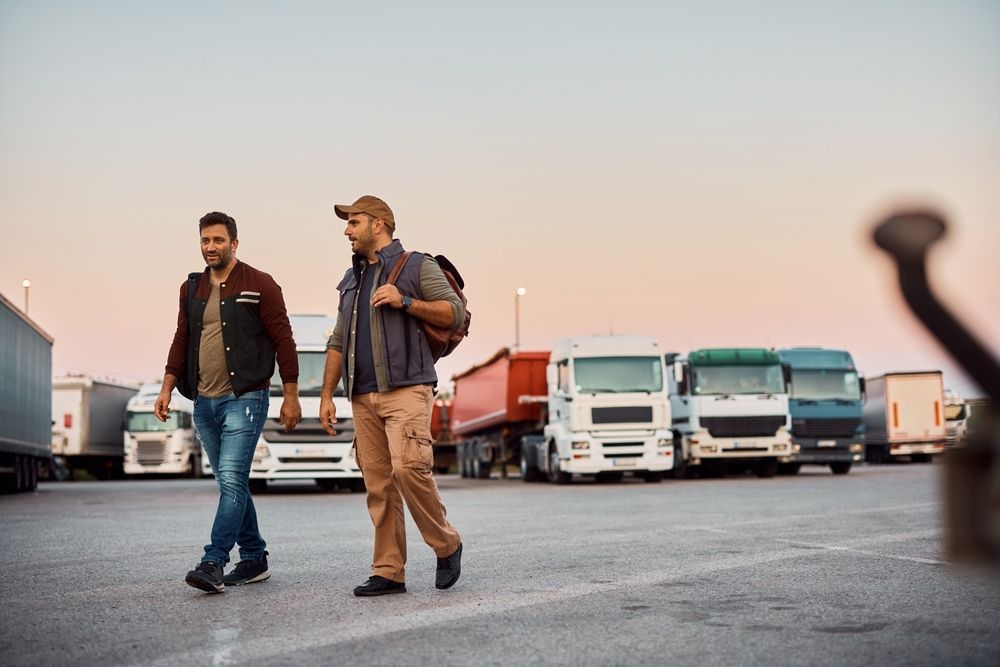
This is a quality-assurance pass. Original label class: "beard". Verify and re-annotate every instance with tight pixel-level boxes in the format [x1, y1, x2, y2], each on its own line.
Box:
[203, 247, 232, 268]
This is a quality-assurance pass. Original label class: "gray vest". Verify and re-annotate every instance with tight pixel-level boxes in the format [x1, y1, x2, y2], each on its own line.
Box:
[336, 240, 437, 398]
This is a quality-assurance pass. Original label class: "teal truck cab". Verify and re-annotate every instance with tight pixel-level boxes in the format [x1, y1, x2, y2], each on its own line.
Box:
[777, 347, 865, 475]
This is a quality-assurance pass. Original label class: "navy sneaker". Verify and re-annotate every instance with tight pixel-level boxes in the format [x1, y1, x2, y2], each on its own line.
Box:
[185, 561, 224, 593]
[224, 557, 271, 586]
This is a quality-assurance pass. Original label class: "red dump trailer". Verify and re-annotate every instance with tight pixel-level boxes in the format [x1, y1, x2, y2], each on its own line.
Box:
[452, 348, 549, 478]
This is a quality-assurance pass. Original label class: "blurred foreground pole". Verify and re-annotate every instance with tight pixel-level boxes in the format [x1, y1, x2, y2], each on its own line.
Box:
[873, 210, 1000, 565]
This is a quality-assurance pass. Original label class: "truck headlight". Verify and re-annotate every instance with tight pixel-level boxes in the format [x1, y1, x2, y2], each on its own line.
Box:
[253, 444, 270, 461]
[657, 438, 671, 448]
[572, 441, 589, 450]
[850, 443, 864, 453]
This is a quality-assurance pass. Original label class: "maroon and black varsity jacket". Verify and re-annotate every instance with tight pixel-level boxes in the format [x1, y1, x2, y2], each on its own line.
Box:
[165, 260, 298, 397]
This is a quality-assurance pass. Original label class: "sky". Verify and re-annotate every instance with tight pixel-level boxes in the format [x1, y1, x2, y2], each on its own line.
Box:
[1, 0, 998, 397]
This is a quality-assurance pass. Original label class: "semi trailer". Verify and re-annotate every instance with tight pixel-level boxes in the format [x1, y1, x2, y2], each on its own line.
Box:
[863, 371, 946, 462]
[0, 292, 53, 493]
[453, 336, 674, 483]
[51, 376, 139, 480]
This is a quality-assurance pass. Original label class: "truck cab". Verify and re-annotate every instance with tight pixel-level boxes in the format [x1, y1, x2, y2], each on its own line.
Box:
[123, 383, 200, 476]
[538, 336, 673, 482]
[248, 315, 362, 493]
[778, 347, 865, 475]
[943, 388, 971, 447]
[668, 348, 792, 477]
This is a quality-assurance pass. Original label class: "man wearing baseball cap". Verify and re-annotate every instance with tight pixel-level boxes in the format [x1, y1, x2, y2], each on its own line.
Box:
[320, 195, 464, 596]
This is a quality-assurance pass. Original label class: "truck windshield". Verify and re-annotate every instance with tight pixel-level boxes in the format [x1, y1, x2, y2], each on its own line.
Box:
[573, 356, 663, 393]
[692, 364, 785, 395]
[126, 411, 180, 432]
[944, 404, 967, 420]
[271, 351, 344, 397]
[789, 369, 861, 401]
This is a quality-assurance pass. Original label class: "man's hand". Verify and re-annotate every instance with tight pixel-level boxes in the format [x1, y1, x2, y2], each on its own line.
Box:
[279, 396, 302, 432]
[320, 397, 338, 436]
[154, 387, 172, 422]
[371, 284, 403, 309]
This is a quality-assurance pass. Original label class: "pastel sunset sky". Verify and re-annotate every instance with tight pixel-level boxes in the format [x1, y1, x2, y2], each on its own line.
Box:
[1, 1, 997, 396]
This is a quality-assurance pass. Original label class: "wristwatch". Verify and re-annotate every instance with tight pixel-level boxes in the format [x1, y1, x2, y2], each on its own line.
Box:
[401, 295, 413, 312]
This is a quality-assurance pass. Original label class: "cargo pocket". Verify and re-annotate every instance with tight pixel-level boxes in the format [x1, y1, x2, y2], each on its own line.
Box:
[402, 422, 434, 470]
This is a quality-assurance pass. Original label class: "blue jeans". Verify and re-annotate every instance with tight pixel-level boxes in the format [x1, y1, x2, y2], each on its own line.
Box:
[193, 390, 269, 565]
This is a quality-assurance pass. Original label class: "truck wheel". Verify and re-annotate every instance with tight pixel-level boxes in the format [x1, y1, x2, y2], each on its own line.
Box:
[520, 449, 540, 482]
[548, 446, 571, 485]
[249, 479, 268, 494]
[458, 445, 469, 478]
[15, 455, 26, 492]
[756, 459, 778, 478]
[830, 462, 852, 475]
[474, 458, 491, 479]
[27, 458, 38, 491]
[778, 462, 801, 476]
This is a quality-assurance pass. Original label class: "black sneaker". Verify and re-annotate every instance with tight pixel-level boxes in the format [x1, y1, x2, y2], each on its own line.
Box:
[185, 561, 224, 593]
[353, 576, 406, 597]
[435, 542, 462, 590]
[223, 557, 271, 586]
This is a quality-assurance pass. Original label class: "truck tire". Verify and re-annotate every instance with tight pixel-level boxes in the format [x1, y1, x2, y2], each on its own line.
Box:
[548, 445, 571, 485]
[249, 479, 268, 494]
[520, 448, 541, 482]
[756, 459, 778, 478]
[473, 457, 492, 479]
[15, 455, 26, 492]
[830, 462, 852, 475]
[27, 457, 38, 491]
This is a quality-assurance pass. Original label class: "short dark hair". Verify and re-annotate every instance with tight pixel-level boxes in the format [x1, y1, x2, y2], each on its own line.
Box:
[199, 211, 238, 241]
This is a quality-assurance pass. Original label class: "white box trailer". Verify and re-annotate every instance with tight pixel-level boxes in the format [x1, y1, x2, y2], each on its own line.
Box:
[862, 371, 946, 462]
[51, 376, 139, 479]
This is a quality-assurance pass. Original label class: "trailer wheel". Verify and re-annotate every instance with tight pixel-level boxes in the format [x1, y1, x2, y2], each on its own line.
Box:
[27, 458, 38, 491]
[548, 446, 571, 485]
[15, 455, 27, 492]
[756, 459, 778, 478]
[830, 462, 852, 475]
[473, 457, 491, 479]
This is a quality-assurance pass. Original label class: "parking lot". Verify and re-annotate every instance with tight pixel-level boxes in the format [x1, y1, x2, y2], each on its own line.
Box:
[1, 463, 998, 666]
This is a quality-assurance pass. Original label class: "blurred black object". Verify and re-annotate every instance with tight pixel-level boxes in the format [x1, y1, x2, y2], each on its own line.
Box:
[874, 210, 1000, 564]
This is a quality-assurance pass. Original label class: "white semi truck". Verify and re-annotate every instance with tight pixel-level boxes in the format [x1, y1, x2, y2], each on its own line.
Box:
[943, 388, 971, 447]
[123, 383, 201, 476]
[863, 371, 946, 462]
[667, 348, 793, 478]
[51, 376, 139, 480]
[454, 336, 674, 483]
[248, 314, 362, 493]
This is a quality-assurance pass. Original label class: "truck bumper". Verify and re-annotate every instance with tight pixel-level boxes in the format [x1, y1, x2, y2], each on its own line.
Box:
[792, 438, 863, 464]
[686, 432, 794, 463]
[562, 433, 674, 474]
[125, 461, 191, 475]
[889, 442, 945, 457]
[250, 442, 361, 480]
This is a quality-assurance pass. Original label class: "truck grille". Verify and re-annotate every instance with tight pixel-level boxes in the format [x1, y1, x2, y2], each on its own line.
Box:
[791, 418, 862, 439]
[700, 416, 784, 438]
[262, 418, 355, 443]
[591, 407, 653, 424]
[137, 441, 167, 465]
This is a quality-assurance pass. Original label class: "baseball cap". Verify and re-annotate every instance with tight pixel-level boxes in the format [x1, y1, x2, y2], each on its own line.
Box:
[334, 195, 395, 229]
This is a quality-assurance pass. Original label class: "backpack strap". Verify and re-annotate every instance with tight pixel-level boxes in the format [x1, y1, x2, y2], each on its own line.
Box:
[186, 272, 202, 318]
[386, 251, 413, 286]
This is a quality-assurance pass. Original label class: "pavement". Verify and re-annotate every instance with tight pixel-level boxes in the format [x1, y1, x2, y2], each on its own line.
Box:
[1, 463, 998, 666]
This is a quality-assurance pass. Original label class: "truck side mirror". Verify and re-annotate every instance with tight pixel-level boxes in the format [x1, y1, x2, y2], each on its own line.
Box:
[546, 365, 557, 389]
[674, 361, 688, 395]
[859, 376, 867, 399]
[782, 363, 792, 387]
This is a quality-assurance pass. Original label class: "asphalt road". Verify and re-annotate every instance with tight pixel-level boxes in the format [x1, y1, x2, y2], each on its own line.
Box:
[1, 464, 998, 667]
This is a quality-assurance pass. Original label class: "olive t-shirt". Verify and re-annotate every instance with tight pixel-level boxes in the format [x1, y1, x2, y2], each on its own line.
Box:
[197, 281, 233, 398]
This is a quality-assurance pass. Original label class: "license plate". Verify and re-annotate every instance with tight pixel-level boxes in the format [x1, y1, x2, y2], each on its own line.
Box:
[612, 458, 636, 467]
[295, 447, 325, 457]
[818, 440, 837, 448]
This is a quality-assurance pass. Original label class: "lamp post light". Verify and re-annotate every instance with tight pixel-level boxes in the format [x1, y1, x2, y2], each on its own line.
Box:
[21, 279, 31, 315]
[514, 287, 526, 350]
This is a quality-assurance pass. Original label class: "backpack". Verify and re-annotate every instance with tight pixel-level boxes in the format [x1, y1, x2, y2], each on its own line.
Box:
[386, 252, 470, 360]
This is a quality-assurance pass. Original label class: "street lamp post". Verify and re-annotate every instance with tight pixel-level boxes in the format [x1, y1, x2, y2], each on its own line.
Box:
[514, 287, 526, 350]
[21, 279, 31, 315]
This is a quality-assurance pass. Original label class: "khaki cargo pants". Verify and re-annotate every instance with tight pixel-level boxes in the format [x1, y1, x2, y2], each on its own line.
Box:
[352, 383, 461, 582]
